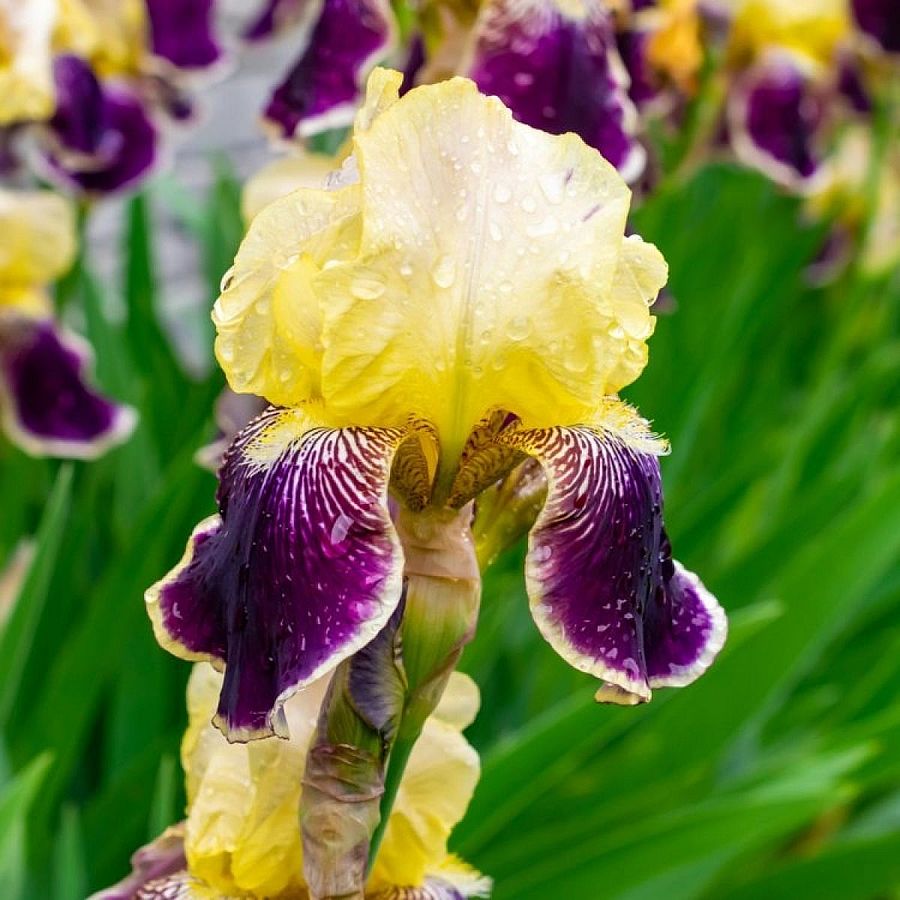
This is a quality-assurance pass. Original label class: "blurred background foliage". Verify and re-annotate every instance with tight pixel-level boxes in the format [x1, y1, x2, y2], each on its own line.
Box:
[1, 155, 899, 899]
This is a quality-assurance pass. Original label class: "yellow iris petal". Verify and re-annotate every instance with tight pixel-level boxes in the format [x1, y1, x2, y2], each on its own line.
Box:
[220, 69, 665, 482]
[213, 184, 362, 408]
[54, 0, 146, 76]
[320, 72, 658, 453]
[181, 665, 484, 897]
[0, 189, 76, 310]
[0, 0, 56, 126]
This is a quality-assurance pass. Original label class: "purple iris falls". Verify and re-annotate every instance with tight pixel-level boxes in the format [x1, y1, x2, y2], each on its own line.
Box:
[145, 0, 223, 70]
[262, 0, 394, 138]
[147, 407, 406, 741]
[729, 57, 824, 189]
[43, 56, 158, 195]
[0, 317, 135, 459]
[468, 0, 645, 181]
[517, 425, 725, 702]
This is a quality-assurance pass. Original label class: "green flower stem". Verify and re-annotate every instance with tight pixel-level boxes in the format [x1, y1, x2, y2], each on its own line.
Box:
[367, 504, 481, 873]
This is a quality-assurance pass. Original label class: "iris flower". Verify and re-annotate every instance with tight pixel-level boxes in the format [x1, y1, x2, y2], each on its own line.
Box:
[147, 69, 726, 741]
[0, 187, 135, 456]
[93, 664, 489, 899]
[0, 0, 222, 194]
[713, 0, 894, 193]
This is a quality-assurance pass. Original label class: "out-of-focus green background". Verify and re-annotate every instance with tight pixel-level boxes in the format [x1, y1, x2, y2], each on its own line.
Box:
[2, 155, 899, 898]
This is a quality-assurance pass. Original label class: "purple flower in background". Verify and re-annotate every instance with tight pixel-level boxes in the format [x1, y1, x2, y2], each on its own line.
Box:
[851, 0, 899, 54]
[0, 188, 135, 458]
[257, 0, 396, 139]
[466, 0, 646, 182]
[728, 55, 826, 191]
[39, 56, 159, 196]
[145, 0, 223, 71]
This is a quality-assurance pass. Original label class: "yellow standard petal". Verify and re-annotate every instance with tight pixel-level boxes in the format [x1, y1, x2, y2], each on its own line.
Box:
[319, 71, 661, 461]
[0, 188, 77, 313]
[0, 0, 57, 126]
[213, 183, 363, 408]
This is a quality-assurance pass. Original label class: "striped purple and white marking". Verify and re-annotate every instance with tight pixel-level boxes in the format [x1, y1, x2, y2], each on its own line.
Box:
[146, 407, 406, 741]
[512, 424, 726, 702]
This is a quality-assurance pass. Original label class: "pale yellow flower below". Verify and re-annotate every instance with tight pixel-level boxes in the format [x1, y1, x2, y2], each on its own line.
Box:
[182, 663, 487, 899]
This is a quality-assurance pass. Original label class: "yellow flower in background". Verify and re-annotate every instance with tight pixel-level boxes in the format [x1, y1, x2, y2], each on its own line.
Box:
[642, 0, 704, 94]
[54, 0, 147, 77]
[215, 68, 665, 476]
[0, 0, 57, 125]
[180, 663, 487, 899]
[0, 187, 76, 314]
[723, 0, 850, 68]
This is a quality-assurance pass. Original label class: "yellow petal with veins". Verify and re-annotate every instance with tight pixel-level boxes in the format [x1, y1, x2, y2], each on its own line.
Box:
[319, 72, 657, 466]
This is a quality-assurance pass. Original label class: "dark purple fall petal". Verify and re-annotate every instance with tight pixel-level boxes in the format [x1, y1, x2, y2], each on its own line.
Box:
[262, 0, 394, 138]
[146, 407, 406, 741]
[0, 316, 135, 459]
[507, 424, 726, 702]
[42, 57, 158, 195]
[852, 0, 900, 53]
[467, 0, 645, 181]
[836, 55, 872, 113]
[50, 56, 108, 156]
[617, 27, 661, 106]
[728, 58, 824, 190]
[146, 0, 222, 70]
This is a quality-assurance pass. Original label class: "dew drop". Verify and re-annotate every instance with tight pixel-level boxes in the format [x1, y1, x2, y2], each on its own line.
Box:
[489, 220, 503, 241]
[521, 195, 537, 213]
[506, 315, 532, 340]
[538, 172, 564, 204]
[350, 274, 386, 300]
[329, 514, 352, 545]
[431, 255, 456, 289]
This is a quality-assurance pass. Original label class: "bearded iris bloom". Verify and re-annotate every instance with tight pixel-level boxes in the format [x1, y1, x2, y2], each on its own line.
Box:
[0, 0, 222, 194]
[0, 188, 135, 456]
[93, 664, 489, 899]
[147, 68, 726, 742]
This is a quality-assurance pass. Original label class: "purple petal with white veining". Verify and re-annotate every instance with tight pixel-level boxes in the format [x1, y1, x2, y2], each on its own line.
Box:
[467, 0, 645, 181]
[0, 315, 136, 459]
[728, 57, 824, 190]
[507, 424, 726, 702]
[371, 879, 469, 899]
[146, 406, 406, 741]
[244, 0, 312, 40]
[146, 0, 222, 70]
[262, 0, 394, 138]
[852, 0, 899, 53]
[43, 58, 159, 195]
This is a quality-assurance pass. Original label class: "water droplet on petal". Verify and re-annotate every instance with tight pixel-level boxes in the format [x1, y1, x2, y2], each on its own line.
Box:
[350, 274, 386, 300]
[431, 255, 456, 289]
[493, 184, 512, 204]
[506, 315, 532, 340]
